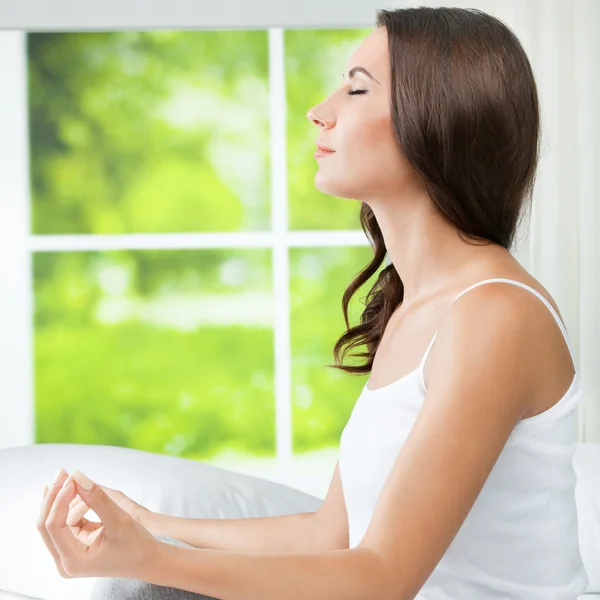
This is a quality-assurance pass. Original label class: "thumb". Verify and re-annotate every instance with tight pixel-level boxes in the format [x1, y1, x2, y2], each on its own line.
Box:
[69, 470, 124, 528]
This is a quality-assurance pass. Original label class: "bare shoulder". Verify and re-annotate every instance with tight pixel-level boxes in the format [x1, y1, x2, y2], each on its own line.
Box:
[424, 275, 575, 417]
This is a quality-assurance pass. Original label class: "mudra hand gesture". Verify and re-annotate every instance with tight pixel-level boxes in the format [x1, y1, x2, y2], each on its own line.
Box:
[36, 468, 159, 579]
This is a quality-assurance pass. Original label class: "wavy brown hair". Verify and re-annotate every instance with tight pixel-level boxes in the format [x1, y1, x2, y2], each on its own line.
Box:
[329, 7, 541, 375]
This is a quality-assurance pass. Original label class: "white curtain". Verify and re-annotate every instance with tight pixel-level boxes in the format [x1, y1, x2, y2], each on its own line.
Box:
[1, 0, 598, 442]
[485, 0, 600, 443]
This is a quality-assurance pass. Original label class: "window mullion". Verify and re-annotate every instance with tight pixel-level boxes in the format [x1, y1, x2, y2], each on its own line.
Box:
[269, 27, 294, 483]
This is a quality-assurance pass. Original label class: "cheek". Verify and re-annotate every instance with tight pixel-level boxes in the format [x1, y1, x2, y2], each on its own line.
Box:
[344, 114, 385, 152]
[343, 105, 392, 153]
[344, 114, 400, 175]
[345, 123, 415, 194]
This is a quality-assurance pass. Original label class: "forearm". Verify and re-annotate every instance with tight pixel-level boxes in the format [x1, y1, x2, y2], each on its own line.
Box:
[144, 510, 333, 554]
[141, 542, 392, 600]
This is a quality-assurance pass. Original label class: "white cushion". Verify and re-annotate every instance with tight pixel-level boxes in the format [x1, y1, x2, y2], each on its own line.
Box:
[0, 592, 47, 600]
[0, 443, 323, 600]
[574, 443, 600, 593]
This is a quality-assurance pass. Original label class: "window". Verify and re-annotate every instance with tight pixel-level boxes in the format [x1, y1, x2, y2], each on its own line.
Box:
[10, 27, 383, 498]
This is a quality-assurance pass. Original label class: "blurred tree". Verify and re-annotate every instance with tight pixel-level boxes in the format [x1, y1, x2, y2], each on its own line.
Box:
[28, 30, 271, 235]
[29, 28, 380, 463]
[34, 249, 275, 458]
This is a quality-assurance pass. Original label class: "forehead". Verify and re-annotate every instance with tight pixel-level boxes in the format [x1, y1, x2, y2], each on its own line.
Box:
[343, 26, 388, 82]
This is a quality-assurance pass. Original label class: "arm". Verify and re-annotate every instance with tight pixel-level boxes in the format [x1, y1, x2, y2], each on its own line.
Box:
[144, 510, 319, 554]
[143, 460, 349, 554]
[142, 544, 390, 600]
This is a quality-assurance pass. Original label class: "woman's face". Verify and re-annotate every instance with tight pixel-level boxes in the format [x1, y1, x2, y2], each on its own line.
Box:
[306, 26, 417, 204]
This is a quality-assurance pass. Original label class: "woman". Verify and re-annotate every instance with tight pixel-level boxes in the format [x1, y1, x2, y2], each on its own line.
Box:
[37, 6, 589, 599]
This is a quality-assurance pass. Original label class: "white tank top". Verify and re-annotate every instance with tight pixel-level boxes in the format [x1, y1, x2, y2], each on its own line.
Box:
[338, 278, 589, 599]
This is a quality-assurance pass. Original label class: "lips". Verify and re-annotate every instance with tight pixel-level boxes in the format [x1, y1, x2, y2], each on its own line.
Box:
[316, 142, 335, 152]
[314, 148, 335, 158]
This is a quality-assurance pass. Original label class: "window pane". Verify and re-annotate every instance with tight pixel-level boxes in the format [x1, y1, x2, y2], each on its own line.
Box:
[286, 28, 373, 230]
[27, 31, 270, 234]
[34, 249, 274, 462]
[290, 246, 385, 489]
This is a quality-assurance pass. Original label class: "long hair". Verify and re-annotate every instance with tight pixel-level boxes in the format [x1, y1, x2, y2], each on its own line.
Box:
[329, 7, 541, 375]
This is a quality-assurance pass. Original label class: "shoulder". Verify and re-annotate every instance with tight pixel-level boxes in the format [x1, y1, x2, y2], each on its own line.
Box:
[446, 280, 552, 340]
[445, 278, 566, 347]
[425, 281, 549, 411]
[448, 281, 535, 331]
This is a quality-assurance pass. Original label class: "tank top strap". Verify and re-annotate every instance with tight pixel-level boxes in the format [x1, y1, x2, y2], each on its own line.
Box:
[417, 277, 576, 387]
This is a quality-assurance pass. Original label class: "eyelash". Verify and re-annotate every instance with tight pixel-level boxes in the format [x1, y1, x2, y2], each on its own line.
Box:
[347, 89, 368, 96]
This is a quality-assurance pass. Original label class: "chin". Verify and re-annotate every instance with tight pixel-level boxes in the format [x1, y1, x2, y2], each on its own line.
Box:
[315, 174, 364, 202]
[314, 171, 346, 198]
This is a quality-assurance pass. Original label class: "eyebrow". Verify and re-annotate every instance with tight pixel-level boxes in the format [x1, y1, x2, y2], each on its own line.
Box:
[341, 66, 380, 85]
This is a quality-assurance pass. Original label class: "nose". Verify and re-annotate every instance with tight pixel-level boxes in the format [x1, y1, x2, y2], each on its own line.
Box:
[306, 107, 322, 126]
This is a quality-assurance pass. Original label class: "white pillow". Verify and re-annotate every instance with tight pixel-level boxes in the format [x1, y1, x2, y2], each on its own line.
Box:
[574, 442, 600, 593]
[0, 443, 323, 600]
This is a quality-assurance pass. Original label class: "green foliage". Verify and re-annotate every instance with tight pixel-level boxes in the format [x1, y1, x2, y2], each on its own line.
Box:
[33, 249, 276, 458]
[28, 30, 270, 234]
[35, 322, 275, 456]
[28, 29, 382, 461]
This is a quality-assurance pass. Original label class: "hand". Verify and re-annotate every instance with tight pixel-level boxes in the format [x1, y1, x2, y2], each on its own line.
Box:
[68, 485, 153, 537]
[37, 468, 161, 579]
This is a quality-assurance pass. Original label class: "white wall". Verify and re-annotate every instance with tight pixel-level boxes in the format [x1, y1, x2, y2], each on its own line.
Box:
[0, 0, 390, 29]
[0, 32, 34, 450]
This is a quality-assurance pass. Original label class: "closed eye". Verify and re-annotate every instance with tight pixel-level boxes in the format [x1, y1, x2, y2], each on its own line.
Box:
[347, 89, 368, 96]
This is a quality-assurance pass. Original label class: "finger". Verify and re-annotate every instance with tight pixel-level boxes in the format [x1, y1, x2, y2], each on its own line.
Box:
[70, 470, 124, 529]
[77, 521, 104, 547]
[36, 469, 72, 579]
[69, 495, 83, 509]
[67, 515, 97, 546]
[98, 486, 120, 502]
[66, 498, 91, 526]
[46, 478, 88, 573]
[67, 515, 90, 535]
[67, 514, 102, 547]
